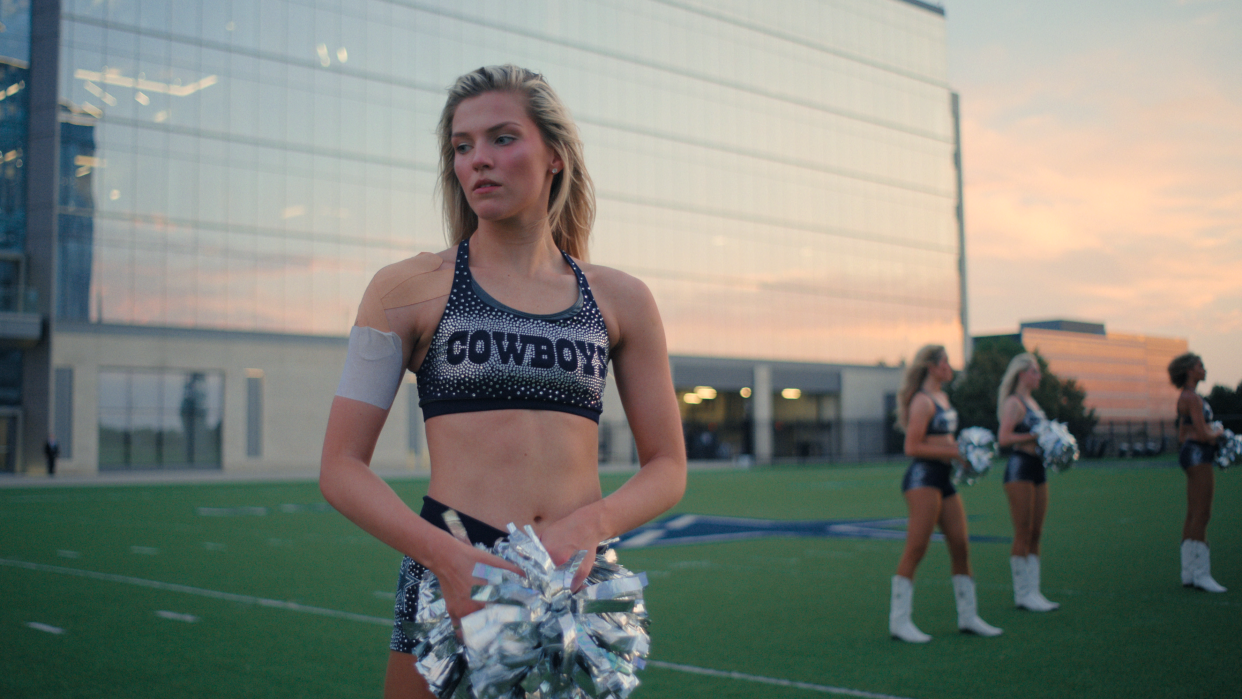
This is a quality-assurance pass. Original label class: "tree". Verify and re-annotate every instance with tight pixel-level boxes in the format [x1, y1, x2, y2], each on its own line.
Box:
[948, 336, 1099, 444]
[1206, 381, 1242, 432]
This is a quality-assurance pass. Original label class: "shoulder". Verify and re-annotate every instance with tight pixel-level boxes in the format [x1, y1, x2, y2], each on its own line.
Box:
[576, 260, 654, 306]
[356, 249, 457, 331]
[909, 391, 934, 411]
[368, 249, 455, 290]
[1002, 395, 1026, 411]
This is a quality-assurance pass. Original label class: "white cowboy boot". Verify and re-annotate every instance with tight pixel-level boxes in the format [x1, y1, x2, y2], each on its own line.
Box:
[1190, 541, 1227, 593]
[889, 576, 932, 643]
[1010, 556, 1030, 607]
[1181, 539, 1196, 586]
[953, 575, 1003, 636]
[1026, 555, 1060, 610]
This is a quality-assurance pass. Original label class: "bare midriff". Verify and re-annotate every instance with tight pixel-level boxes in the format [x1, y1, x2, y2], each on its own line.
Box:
[424, 409, 602, 535]
[1014, 439, 1038, 456]
[923, 433, 955, 459]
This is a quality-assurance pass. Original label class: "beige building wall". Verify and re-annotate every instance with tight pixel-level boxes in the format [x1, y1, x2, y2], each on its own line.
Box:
[49, 324, 636, 476]
[51, 325, 416, 476]
[1019, 328, 1187, 422]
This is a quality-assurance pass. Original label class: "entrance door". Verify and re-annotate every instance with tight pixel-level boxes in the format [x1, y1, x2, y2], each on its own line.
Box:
[0, 413, 17, 473]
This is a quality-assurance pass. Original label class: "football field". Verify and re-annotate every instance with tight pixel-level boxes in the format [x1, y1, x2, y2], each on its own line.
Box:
[2, 461, 1238, 699]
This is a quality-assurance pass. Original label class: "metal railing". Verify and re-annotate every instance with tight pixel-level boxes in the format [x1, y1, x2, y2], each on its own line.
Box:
[1083, 415, 1242, 459]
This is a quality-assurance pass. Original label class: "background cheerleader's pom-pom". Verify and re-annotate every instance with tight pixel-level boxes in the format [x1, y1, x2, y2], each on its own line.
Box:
[410, 524, 650, 699]
[1211, 423, 1242, 469]
[1034, 420, 1079, 473]
[956, 427, 998, 486]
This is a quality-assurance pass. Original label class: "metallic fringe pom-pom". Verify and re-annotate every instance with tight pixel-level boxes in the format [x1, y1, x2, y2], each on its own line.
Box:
[1211, 423, 1242, 469]
[956, 427, 998, 485]
[407, 523, 650, 699]
[1034, 420, 1079, 473]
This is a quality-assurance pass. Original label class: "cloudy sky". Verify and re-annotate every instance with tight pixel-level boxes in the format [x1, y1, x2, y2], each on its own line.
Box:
[946, 0, 1242, 388]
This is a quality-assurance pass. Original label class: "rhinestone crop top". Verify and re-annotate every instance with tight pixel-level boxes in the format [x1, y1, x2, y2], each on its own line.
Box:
[413, 237, 611, 422]
[1176, 396, 1213, 427]
[922, 392, 958, 435]
[1014, 397, 1045, 434]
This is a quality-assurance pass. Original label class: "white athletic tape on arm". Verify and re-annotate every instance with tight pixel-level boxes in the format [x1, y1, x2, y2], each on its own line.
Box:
[335, 326, 404, 410]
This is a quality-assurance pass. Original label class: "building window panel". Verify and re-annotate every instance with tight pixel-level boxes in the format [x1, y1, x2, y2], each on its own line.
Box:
[98, 368, 223, 470]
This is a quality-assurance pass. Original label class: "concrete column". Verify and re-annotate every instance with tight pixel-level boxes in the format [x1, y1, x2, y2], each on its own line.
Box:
[21, 0, 61, 472]
[753, 363, 772, 464]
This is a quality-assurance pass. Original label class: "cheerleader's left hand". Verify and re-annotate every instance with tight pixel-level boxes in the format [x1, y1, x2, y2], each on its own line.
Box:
[540, 508, 603, 591]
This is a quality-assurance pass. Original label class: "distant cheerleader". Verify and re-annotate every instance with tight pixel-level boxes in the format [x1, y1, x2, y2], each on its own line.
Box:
[996, 353, 1060, 611]
[1169, 352, 1227, 593]
[888, 344, 1002, 643]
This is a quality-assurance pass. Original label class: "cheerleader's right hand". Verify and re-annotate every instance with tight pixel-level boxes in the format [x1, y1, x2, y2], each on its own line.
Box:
[429, 540, 523, 629]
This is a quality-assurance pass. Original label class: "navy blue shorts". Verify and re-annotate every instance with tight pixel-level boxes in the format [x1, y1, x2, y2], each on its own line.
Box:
[901, 459, 956, 498]
[1178, 440, 1216, 471]
[389, 497, 507, 654]
[1003, 451, 1046, 485]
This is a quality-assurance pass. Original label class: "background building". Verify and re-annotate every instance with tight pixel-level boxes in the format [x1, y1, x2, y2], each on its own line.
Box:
[978, 320, 1189, 423]
[7, 0, 961, 475]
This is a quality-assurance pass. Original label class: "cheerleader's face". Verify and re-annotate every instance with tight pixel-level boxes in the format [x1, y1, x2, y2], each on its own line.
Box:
[1192, 361, 1206, 382]
[931, 354, 954, 383]
[1020, 365, 1042, 390]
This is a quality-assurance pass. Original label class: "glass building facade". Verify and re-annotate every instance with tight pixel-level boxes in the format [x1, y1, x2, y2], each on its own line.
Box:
[56, 0, 959, 357]
[19, 0, 961, 472]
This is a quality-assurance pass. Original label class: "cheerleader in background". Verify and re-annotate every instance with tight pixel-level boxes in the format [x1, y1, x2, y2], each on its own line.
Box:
[996, 353, 1060, 611]
[889, 344, 1002, 643]
[1168, 352, 1226, 592]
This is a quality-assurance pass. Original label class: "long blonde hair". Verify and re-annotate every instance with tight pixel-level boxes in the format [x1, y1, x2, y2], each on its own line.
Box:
[897, 344, 946, 432]
[436, 65, 596, 260]
[997, 353, 1038, 421]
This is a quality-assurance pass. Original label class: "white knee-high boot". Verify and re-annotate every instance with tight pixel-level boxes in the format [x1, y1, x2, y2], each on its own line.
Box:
[1010, 556, 1030, 607]
[1026, 555, 1060, 610]
[952, 575, 1003, 636]
[1189, 541, 1226, 593]
[889, 575, 932, 643]
[1181, 539, 1196, 586]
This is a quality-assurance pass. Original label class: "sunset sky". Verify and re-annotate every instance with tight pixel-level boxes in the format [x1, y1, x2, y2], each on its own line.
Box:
[947, 0, 1242, 388]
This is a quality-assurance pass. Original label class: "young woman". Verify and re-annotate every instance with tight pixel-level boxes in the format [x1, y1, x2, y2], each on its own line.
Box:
[1169, 352, 1226, 592]
[889, 344, 1002, 643]
[320, 65, 687, 697]
[996, 353, 1059, 611]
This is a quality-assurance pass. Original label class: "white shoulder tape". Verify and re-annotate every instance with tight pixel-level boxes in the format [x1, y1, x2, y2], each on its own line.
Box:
[336, 326, 404, 410]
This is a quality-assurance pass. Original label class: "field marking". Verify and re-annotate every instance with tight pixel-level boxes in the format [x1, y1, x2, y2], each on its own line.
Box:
[646, 660, 917, 699]
[156, 610, 200, 623]
[4, 557, 916, 698]
[27, 622, 65, 634]
[0, 558, 390, 627]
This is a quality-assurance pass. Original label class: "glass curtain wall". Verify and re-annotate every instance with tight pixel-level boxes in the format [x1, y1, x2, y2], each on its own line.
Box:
[58, 0, 959, 365]
[97, 368, 224, 470]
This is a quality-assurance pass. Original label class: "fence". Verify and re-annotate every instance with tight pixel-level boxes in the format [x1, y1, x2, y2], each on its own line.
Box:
[681, 419, 902, 464]
[1084, 415, 1242, 460]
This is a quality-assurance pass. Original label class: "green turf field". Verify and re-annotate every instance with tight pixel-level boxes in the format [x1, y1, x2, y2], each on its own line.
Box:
[2, 461, 1239, 699]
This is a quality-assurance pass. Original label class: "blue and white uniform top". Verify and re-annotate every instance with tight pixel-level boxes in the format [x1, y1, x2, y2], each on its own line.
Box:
[414, 237, 611, 422]
[1013, 397, 1045, 434]
[1176, 396, 1214, 427]
[922, 392, 958, 435]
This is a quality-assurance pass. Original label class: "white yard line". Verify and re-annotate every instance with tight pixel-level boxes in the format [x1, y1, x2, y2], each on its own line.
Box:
[26, 622, 65, 634]
[0, 558, 390, 626]
[3, 557, 918, 698]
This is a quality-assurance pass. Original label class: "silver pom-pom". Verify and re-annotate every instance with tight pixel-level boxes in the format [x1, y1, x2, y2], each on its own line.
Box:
[409, 524, 650, 699]
[1212, 422, 1242, 469]
[955, 427, 997, 485]
[1034, 420, 1079, 473]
